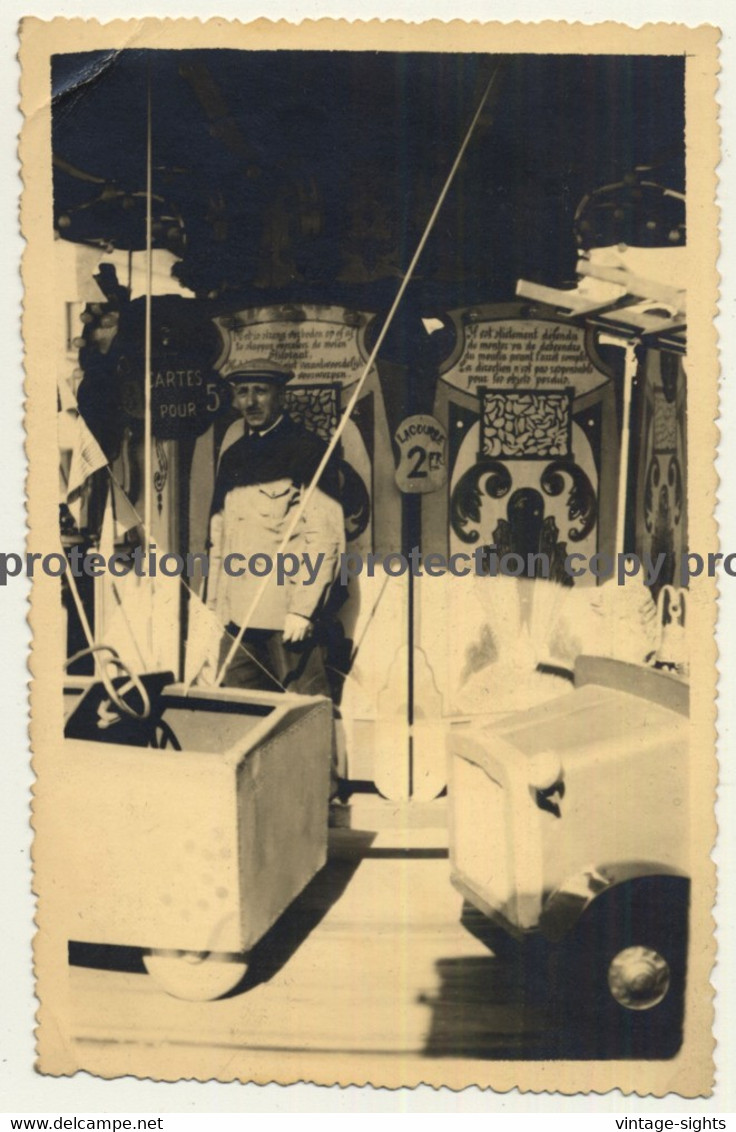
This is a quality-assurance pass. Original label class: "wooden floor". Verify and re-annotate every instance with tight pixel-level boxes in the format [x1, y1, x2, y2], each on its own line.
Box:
[68, 815, 581, 1079]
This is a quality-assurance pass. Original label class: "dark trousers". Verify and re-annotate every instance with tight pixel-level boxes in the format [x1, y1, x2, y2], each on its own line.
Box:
[221, 623, 331, 698]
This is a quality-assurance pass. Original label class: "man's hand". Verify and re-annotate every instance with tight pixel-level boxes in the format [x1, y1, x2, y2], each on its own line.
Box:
[282, 612, 313, 644]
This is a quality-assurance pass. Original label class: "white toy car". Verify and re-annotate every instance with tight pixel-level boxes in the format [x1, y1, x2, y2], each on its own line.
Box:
[448, 655, 689, 1057]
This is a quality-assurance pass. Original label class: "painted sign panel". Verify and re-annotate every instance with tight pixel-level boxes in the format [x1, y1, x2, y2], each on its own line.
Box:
[148, 364, 227, 439]
[394, 414, 447, 493]
[441, 317, 609, 397]
[214, 304, 372, 386]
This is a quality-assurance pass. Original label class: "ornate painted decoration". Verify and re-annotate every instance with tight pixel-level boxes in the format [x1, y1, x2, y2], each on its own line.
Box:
[540, 461, 598, 543]
[450, 459, 512, 544]
[480, 389, 572, 460]
[284, 382, 370, 543]
[153, 439, 168, 516]
[284, 384, 339, 442]
[643, 384, 685, 591]
[450, 456, 597, 581]
[338, 460, 371, 543]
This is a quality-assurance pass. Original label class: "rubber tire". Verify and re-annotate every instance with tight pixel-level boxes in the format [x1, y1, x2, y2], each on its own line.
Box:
[548, 875, 689, 1059]
[142, 949, 250, 1001]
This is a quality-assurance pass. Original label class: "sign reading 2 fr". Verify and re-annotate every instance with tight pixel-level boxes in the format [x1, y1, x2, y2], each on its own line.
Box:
[394, 414, 447, 494]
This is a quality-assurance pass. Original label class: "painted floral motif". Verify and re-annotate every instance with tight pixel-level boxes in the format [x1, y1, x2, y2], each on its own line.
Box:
[482, 391, 570, 459]
[284, 383, 370, 542]
[653, 389, 677, 452]
[284, 385, 339, 441]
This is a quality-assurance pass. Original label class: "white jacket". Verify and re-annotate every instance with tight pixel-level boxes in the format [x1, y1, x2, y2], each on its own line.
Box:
[207, 476, 345, 631]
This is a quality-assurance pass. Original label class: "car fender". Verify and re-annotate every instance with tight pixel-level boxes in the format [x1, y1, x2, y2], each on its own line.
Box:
[539, 860, 689, 943]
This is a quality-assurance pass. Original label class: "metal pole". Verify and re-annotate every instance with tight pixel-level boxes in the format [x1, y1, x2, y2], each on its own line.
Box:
[144, 64, 154, 659]
[617, 340, 637, 557]
[144, 67, 153, 551]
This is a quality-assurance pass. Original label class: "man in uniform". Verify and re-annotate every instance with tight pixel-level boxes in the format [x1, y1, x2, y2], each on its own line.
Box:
[206, 359, 345, 696]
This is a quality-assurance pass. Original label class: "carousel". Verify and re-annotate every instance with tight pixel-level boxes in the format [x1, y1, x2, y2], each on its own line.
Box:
[51, 49, 690, 1059]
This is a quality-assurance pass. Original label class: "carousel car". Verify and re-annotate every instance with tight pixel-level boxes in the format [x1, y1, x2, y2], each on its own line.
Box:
[58, 645, 333, 1000]
[447, 654, 690, 1057]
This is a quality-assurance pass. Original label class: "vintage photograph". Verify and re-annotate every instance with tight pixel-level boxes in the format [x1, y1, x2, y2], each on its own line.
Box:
[22, 19, 718, 1094]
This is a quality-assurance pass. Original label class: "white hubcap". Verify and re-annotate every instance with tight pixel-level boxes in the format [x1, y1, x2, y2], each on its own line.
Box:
[608, 946, 671, 1010]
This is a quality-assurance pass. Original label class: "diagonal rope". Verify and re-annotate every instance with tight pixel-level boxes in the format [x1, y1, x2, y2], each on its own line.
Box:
[213, 64, 501, 688]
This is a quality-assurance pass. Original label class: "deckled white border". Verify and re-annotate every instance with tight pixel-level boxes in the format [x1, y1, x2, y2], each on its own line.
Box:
[4, 0, 735, 1115]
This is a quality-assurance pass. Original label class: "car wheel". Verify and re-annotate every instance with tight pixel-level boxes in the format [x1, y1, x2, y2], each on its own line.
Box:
[142, 948, 250, 1001]
[549, 875, 689, 1059]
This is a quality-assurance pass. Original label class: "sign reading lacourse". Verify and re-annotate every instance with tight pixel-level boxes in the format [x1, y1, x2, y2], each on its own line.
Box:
[394, 414, 448, 493]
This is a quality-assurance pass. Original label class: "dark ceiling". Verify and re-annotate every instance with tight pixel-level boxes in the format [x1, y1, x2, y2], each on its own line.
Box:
[51, 49, 686, 314]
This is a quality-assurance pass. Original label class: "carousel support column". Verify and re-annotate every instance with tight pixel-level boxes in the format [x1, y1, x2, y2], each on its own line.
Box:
[405, 492, 420, 801]
[149, 439, 182, 677]
[604, 335, 637, 558]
